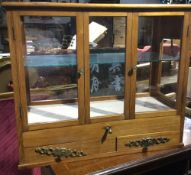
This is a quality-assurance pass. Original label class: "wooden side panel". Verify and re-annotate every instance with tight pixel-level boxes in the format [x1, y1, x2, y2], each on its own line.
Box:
[176, 13, 190, 115]
[177, 13, 190, 142]
[6, 11, 24, 163]
[13, 12, 30, 131]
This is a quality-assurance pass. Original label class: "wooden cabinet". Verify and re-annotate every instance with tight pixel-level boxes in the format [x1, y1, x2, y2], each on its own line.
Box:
[2, 2, 191, 173]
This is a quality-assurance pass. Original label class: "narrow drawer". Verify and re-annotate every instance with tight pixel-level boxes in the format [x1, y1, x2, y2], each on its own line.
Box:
[116, 131, 180, 153]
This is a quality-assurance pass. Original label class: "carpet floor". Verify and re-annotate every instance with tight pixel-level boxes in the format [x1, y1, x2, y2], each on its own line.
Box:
[0, 99, 41, 175]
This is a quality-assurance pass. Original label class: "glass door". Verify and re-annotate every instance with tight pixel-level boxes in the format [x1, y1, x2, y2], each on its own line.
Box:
[84, 13, 132, 122]
[15, 12, 85, 127]
[133, 13, 185, 116]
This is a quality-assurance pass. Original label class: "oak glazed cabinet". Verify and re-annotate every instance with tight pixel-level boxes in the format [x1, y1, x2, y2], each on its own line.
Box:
[2, 2, 191, 174]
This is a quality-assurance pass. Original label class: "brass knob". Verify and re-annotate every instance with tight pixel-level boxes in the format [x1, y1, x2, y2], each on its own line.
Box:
[128, 67, 136, 76]
[77, 68, 84, 78]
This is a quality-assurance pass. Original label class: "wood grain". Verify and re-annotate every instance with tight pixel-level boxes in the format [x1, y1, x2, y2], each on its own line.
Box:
[2, 2, 191, 10]
[4, 4, 190, 172]
[23, 115, 180, 148]
[6, 11, 25, 163]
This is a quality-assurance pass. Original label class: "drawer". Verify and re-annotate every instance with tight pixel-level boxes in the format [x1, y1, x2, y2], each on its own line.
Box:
[116, 131, 180, 153]
[23, 138, 116, 166]
[21, 116, 181, 167]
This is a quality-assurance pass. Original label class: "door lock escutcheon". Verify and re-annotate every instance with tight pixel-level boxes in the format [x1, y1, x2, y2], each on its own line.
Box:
[101, 126, 112, 144]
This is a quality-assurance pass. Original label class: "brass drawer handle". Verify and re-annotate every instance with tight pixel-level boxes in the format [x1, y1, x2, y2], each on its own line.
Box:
[35, 146, 87, 162]
[125, 137, 170, 149]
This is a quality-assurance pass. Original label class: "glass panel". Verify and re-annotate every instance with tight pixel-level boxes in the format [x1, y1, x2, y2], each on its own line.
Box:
[89, 16, 126, 118]
[160, 39, 180, 101]
[136, 16, 183, 113]
[23, 16, 79, 124]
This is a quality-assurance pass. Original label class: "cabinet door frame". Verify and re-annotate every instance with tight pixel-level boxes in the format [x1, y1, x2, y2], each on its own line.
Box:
[12, 11, 85, 130]
[83, 12, 133, 123]
[10, 10, 190, 131]
[131, 12, 189, 119]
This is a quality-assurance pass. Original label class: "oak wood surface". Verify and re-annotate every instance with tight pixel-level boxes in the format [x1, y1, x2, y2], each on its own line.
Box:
[83, 12, 90, 124]
[17, 115, 181, 169]
[77, 12, 85, 125]
[88, 144, 191, 175]
[50, 144, 184, 175]
[124, 13, 132, 119]
[22, 115, 180, 148]
[129, 12, 138, 119]
[4, 3, 191, 174]
[13, 11, 29, 131]
[6, 11, 25, 163]
[135, 109, 177, 118]
[176, 13, 189, 116]
[2, 2, 191, 10]
[176, 13, 190, 143]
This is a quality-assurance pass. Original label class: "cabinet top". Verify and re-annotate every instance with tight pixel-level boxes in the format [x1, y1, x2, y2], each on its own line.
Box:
[2, 2, 191, 11]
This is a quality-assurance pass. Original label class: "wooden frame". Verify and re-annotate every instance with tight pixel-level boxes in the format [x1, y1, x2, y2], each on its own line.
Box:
[4, 3, 191, 130]
[12, 11, 85, 130]
[3, 3, 191, 172]
[83, 12, 133, 123]
[132, 12, 188, 120]
[6, 10, 25, 162]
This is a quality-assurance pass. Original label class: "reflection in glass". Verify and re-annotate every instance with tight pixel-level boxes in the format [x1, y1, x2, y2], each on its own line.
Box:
[136, 16, 183, 113]
[89, 16, 126, 118]
[160, 39, 180, 101]
[23, 16, 79, 124]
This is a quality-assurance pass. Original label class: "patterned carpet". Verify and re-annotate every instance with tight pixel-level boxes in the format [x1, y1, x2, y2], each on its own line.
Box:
[0, 99, 41, 175]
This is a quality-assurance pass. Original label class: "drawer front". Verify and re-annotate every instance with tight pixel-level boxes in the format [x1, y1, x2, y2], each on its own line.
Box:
[23, 115, 180, 148]
[21, 116, 181, 167]
[23, 138, 116, 166]
[116, 131, 180, 153]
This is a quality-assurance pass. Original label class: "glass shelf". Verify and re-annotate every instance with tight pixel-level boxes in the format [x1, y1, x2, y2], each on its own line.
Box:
[25, 51, 180, 68]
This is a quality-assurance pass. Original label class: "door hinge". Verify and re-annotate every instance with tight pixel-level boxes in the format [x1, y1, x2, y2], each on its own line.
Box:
[187, 25, 190, 37]
[12, 28, 16, 40]
[19, 104, 23, 118]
